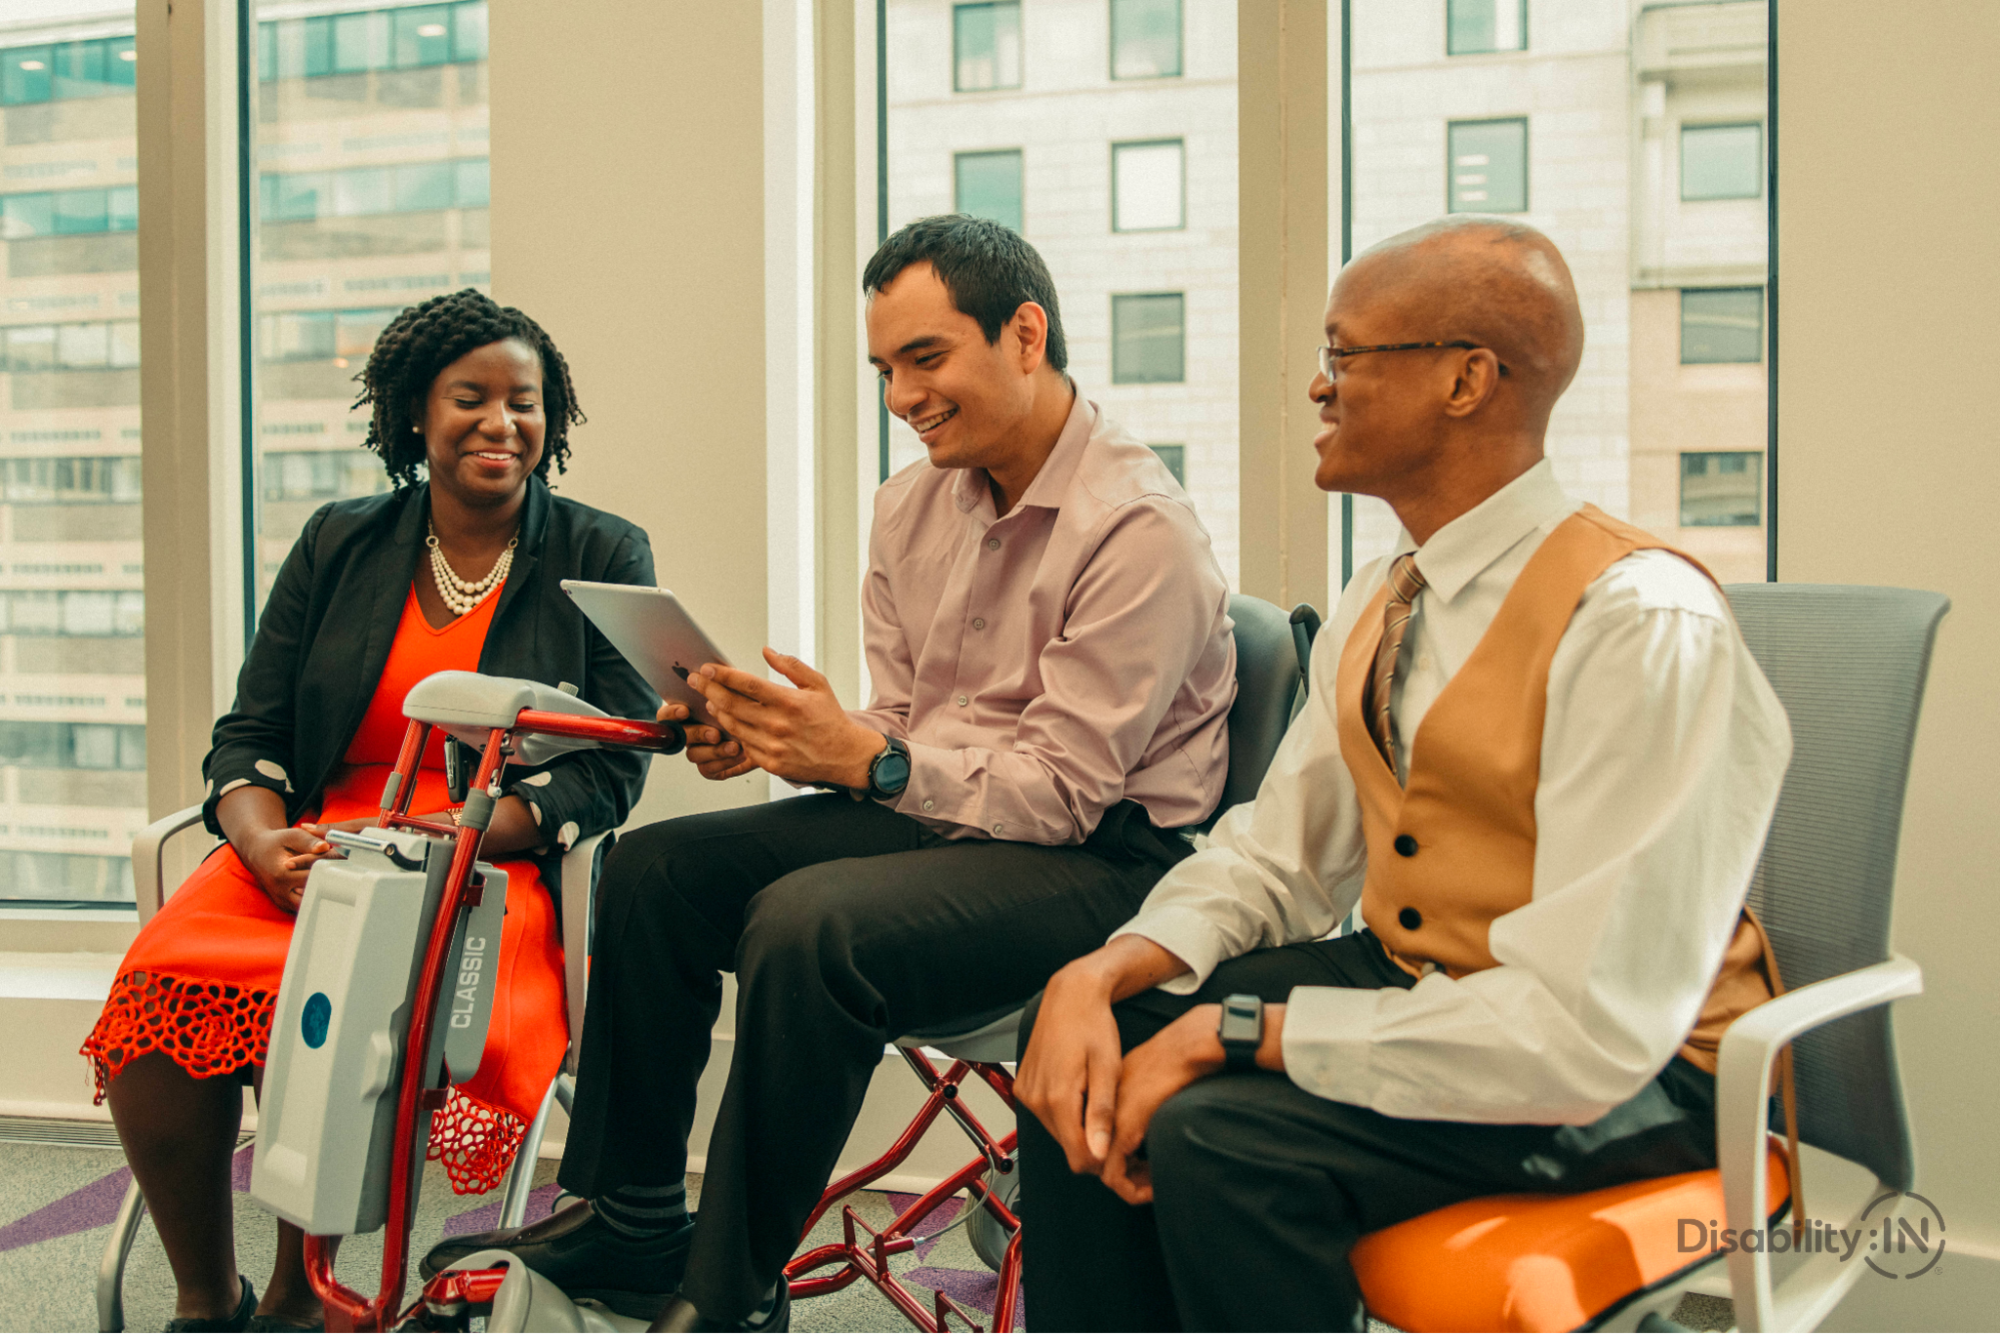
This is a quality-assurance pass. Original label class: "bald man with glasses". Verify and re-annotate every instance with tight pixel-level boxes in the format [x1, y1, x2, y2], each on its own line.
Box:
[1014, 216, 1793, 1331]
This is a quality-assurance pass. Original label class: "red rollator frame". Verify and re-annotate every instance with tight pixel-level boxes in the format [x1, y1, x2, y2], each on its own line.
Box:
[784, 1044, 1024, 1333]
[302, 706, 684, 1333]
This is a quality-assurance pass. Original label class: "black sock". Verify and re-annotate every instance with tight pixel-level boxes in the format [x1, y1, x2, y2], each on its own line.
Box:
[593, 1180, 689, 1241]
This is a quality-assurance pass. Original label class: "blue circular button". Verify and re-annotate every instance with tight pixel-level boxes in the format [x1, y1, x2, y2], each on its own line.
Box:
[301, 992, 332, 1049]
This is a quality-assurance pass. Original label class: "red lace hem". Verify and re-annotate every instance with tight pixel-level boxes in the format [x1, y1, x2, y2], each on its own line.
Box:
[83, 970, 531, 1196]
[428, 1086, 531, 1195]
[81, 971, 276, 1102]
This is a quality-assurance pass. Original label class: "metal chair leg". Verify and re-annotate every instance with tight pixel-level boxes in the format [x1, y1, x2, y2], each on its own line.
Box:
[498, 1078, 559, 1229]
[553, 1070, 574, 1116]
[96, 1178, 147, 1332]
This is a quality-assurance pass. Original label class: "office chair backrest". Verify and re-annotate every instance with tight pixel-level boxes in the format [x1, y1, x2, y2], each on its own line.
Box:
[1201, 594, 1304, 833]
[1724, 583, 1950, 1194]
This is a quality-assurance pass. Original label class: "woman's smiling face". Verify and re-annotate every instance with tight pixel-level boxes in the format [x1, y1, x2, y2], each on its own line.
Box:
[419, 337, 546, 506]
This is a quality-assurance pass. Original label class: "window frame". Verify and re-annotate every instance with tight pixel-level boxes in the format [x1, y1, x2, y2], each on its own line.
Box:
[1680, 286, 1766, 365]
[952, 147, 1026, 234]
[1679, 120, 1765, 202]
[951, 0, 1023, 94]
[1110, 290, 1188, 385]
[1445, 0, 1529, 57]
[1446, 115, 1529, 214]
[1110, 0, 1183, 81]
[1111, 137, 1187, 233]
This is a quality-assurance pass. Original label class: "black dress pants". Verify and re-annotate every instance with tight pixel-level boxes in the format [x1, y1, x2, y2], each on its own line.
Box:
[1016, 931, 1720, 1332]
[557, 793, 1188, 1322]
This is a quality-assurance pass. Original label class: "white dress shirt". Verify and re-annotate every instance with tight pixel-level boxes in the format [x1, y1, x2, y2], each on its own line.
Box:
[1115, 461, 1793, 1125]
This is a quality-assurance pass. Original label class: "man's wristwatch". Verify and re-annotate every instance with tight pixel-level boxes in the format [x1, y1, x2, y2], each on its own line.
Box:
[1217, 994, 1264, 1073]
[863, 735, 912, 801]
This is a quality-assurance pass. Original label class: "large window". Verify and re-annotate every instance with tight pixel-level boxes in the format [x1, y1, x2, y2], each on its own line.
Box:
[1448, 0, 1527, 55]
[0, 13, 147, 902]
[1447, 118, 1527, 213]
[1112, 139, 1185, 231]
[1346, 0, 1772, 585]
[886, 0, 1241, 579]
[954, 149, 1024, 233]
[1681, 287, 1763, 364]
[248, 0, 491, 614]
[1111, 293, 1186, 383]
[1680, 122, 1762, 201]
[952, 2, 1021, 92]
[1111, 0, 1182, 79]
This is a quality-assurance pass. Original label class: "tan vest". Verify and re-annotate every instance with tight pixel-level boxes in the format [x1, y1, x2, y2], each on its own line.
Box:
[1335, 505, 1774, 1074]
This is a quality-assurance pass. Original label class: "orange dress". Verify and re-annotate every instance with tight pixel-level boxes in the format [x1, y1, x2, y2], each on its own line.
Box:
[81, 584, 569, 1195]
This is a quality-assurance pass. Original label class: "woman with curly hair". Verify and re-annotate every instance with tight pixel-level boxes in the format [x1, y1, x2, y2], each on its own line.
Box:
[80, 290, 659, 1331]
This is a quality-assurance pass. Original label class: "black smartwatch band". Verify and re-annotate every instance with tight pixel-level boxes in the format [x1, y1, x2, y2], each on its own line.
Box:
[1217, 993, 1264, 1074]
[866, 736, 912, 800]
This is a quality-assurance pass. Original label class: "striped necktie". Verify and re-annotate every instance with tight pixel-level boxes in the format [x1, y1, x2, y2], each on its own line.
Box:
[1371, 553, 1427, 771]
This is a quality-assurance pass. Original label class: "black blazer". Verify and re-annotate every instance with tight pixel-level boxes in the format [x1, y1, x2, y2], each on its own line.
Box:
[201, 477, 661, 899]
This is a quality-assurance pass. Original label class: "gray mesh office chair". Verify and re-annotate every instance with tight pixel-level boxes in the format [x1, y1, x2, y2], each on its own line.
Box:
[96, 815, 605, 1332]
[1346, 583, 1950, 1333]
[1709, 583, 1949, 1330]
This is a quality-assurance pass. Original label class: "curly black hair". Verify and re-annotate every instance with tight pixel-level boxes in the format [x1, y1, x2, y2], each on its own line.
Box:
[352, 288, 584, 491]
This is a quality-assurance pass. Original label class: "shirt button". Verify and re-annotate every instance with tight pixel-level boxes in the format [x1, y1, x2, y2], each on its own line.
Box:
[1394, 834, 1419, 857]
[986, 538, 1001, 551]
[1417, 653, 1433, 673]
[957, 694, 969, 707]
[922, 798, 936, 812]
[1399, 906, 1423, 931]
[972, 617, 986, 630]
[992, 822, 1005, 835]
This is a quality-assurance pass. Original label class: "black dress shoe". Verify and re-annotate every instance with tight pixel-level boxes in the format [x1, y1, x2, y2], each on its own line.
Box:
[165, 1277, 256, 1332]
[647, 1283, 789, 1332]
[419, 1199, 694, 1319]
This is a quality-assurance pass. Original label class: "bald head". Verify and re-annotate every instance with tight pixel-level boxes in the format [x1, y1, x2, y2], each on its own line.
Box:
[1340, 216, 1584, 421]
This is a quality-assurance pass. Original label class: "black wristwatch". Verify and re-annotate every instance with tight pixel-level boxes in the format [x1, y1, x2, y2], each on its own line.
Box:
[1218, 993, 1263, 1073]
[864, 736, 912, 801]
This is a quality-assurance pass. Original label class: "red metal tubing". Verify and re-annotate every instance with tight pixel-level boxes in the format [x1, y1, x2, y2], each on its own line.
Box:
[511, 709, 686, 753]
[991, 1228, 1024, 1333]
[306, 727, 510, 1330]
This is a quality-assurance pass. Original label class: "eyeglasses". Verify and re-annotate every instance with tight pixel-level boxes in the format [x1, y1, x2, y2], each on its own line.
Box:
[1316, 340, 1505, 381]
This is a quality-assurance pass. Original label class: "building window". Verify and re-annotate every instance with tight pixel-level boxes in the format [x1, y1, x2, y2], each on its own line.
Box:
[261, 450, 392, 503]
[1447, 0, 1526, 55]
[1681, 288, 1763, 364]
[1679, 452, 1762, 528]
[1680, 122, 1762, 201]
[257, 1, 486, 80]
[954, 150, 1024, 234]
[1111, 0, 1181, 79]
[1112, 293, 1185, 384]
[1112, 139, 1185, 232]
[258, 158, 489, 224]
[953, 2, 1021, 92]
[2, 456, 143, 504]
[0, 186, 140, 239]
[1149, 444, 1186, 484]
[0, 35, 136, 105]
[1447, 118, 1527, 213]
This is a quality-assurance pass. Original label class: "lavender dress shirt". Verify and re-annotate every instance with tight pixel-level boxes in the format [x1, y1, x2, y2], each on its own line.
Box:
[849, 387, 1236, 845]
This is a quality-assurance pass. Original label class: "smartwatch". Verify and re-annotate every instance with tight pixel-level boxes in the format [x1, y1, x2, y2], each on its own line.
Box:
[1217, 993, 1264, 1073]
[865, 736, 912, 801]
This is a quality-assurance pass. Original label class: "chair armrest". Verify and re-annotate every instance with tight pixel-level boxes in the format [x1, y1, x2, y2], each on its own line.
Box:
[1716, 954, 1923, 1331]
[559, 831, 609, 1077]
[130, 805, 209, 927]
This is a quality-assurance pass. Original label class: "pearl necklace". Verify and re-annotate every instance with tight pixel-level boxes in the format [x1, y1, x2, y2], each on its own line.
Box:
[427, 519, 517, 617]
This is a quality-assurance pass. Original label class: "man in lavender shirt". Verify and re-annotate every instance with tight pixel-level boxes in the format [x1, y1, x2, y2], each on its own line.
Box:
[426, 216, 1236, 1330]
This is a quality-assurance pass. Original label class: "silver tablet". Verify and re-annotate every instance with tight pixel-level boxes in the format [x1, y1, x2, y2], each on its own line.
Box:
[561, 580, 735, 730]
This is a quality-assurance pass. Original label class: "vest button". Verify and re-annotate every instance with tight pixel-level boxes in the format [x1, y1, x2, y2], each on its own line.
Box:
[1394, 834, 1419, 857]
[1399, 906, 1423, 931]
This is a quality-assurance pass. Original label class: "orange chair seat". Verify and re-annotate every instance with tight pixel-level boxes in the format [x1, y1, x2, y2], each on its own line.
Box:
[1351, 1143, 1790, 1332]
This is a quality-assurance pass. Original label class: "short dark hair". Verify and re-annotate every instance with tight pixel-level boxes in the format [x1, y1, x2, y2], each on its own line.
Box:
[353, 288, 583, 491]
[862, 215, 1068, 373]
